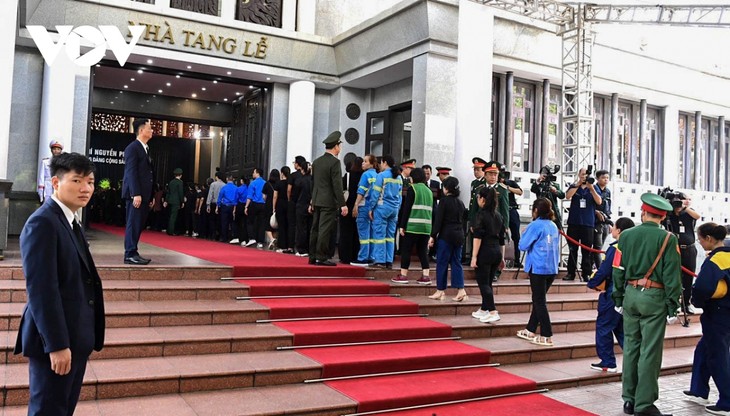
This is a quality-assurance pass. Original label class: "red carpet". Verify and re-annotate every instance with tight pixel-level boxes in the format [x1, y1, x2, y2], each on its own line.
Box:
[326, 366, 537, 413]
[274, 317, 453, 346]
[92, 223, 365, 277]
[256, 297, 418, 319]
[237, 278, 390, 296]
[298, 340, 491, 378]
[384, 393, 596, 415]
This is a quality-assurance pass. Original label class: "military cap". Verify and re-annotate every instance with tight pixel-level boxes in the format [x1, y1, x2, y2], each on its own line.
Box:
[49, 139, 63, 150]
[323, 131, 342, 146]
[640, 192, 673, 215]
[400, 159, 416, 169]
[173, 168, 183, 175]
[435, 167, 452, 175]
[472, 157, 487, 169]
[484, 160, 501, 173]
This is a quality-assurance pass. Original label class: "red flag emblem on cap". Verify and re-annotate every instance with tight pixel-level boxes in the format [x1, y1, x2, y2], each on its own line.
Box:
[612, 248, 624, 270]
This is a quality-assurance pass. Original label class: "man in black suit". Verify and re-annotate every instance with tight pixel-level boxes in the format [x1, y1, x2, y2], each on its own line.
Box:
[122, 118, 155, 264]
[15, 152, 105, 416]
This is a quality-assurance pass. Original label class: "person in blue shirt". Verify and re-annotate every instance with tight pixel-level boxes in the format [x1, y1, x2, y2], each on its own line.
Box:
[685, 222, 730, 415]
[231, 176, 248, 244]
[351, 154, 379, 266]
[564, 167, 603, 281]
[216, 173, 238, 243]
[368, 155, 402, 268]
[586, 217, 635, 373]
[245, 168, 268, 248]
[517, 197, 560, 347]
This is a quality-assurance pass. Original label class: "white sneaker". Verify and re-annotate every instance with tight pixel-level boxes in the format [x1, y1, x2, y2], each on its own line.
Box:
[256, 243, 264, 249]
[350, 261, 369, 267]
[479, 312, 501, 323]
[295, 252, 308, 257]
[688, 305, 703, 314]
[244, 239, 257, 247]
[229, 238, 240, 244]
[192, 232, 199, 237]
[471, 309, 489, 319]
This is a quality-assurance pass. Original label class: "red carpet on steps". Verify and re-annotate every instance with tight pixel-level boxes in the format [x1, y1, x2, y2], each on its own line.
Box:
[274, 317, 453, 346]
[255, 296, 419, 319]
[384, 393, 596, 416]
[236, 278, 390, 296]
[298, 340, 491, 378]
[92, 223, 365, 277]
[326, 366, 538, 413]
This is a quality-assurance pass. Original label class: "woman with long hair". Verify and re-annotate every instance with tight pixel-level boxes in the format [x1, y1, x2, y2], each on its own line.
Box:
[428, 176, 467, 301]
[684, 222, 730, 414]
[470, 186, 506, 323]
[393, 167, 433, 284]
[351, 154, 379, 266]
[368, 155, 402, 268]
[294, 161, 313, 256]
[339, 157, 363, 264]
[264, 169, 279, 249]
[517, 197, 560, 346]
[273, 166, 290, 252]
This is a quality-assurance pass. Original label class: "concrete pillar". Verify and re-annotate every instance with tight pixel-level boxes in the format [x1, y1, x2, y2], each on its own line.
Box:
[297, 0, 317, 34]
[610, 93, 619, 180]
[539, 79, 550, 169]
[455, 0, 493, 191]
[504, 72, 514, 167]
[270, 83, 289, 171]
[282, 0, 297, 31]
[719, 116, 726, 193]
[411, 52, 457, 190]
[662, 106, 679, 189]
[38, 53, 77, 166]
[0, 0, 18, 178]
[220, 0, 236, 20]
[286, 80, 315, 163]
[639, 99, 647, 184]
[694, 111, 702, 189]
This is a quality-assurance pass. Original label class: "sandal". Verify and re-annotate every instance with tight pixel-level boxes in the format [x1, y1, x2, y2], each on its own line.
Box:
[531, 336, 554, 346]
[516, 329, 536, 341]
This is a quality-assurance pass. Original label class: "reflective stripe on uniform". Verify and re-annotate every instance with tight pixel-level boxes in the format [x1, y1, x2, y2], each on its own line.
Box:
[411, 204, 432, 211]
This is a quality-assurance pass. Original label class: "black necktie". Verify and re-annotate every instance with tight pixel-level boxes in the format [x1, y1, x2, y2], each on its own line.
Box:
[73, 220, 91, 265]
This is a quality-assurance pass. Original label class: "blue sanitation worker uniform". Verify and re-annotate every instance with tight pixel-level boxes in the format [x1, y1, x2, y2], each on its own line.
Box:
[369, 169, 402, 265]
[355, 167, 378, 263]
[586, 241, 623, 371]
[612, 193, 681, 416]
[687, 246, 730, 413]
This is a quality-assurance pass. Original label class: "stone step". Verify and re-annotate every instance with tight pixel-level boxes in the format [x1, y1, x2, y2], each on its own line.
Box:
[400, 292, 599, 316]
[385, 279, 593, 297]
[0, 300, 269, 331]
[0, 280, 248, 303]
[0, 265, 232, 281]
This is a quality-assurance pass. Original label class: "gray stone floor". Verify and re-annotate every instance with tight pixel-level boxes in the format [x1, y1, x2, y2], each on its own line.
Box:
[545, 372, 721, 416]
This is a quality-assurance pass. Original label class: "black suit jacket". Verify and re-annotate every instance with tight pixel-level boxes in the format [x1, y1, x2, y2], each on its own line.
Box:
[15, 199, 105, 358]
[122, 139, 154, 202]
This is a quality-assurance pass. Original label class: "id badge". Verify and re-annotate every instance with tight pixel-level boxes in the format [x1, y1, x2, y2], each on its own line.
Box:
[679, 225, 685, 234]
[579, 198, 586, 209]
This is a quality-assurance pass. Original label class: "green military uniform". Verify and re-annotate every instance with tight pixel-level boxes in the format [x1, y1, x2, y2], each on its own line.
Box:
[483, 161, 510, 233]
[612, 193, 681, 416]
[465, 158, 487, 260]
[309, 131, 346, 264]
[166, 168, 184, 235]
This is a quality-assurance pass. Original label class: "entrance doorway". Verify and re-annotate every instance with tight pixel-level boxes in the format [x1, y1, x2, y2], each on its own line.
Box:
[365, 102, 412, 161]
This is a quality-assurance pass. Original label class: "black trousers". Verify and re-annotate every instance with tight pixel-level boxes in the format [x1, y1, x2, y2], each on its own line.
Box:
[275, 207, 289, 249]
[475, 244, 502, 311]
[295, 210, 312, 254]
[526, 272, 555, 337]
[247, 203, 266, 244]
[207, 203, 219, 240]
[124, 199, 150, 258]
[509, 207, 521, 262]
[28, 354, 88, 416]
[567, 224, 594, 279]
[235, 203, 247, 241]
[680, 245, 697, 310]
[219, 204, 234, 242]
[310, 206, 337, 261]
[338, 213, 359, 263]
[399, 233, 430, 270]
[287, 205, 297, 250]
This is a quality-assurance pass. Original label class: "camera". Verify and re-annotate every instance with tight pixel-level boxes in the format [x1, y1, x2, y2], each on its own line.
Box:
[532, 165, 560, 197]
[584, 165, 595, 185]
[499, 165, 511, 181]
[658, 187, 686, 210]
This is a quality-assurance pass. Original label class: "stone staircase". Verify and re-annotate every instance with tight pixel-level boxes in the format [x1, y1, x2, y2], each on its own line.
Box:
[0, 264, 700, 415]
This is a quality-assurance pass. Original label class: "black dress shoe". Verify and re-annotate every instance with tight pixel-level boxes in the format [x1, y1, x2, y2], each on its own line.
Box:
[563, 275, 576, 281]
[624, 402, 634, 415]
[308, 257, 316, 265]
[138, 255, 151, 262]
[635, 405, 671, 416]
[316, 260, 337, 267]
[124, 255, 151, 265]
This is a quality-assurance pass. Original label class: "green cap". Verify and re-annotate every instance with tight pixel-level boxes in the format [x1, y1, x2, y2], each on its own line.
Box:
[173, 168, 183, 175]
[640, 192, 672, 213]
[323, 131, 342, 146]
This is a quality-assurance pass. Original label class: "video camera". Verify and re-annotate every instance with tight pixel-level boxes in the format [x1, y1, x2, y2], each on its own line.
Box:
[658, 187, 686, 210]
[499, 165, 511, 181]
[584, 165, 595, 185]
[532, 165, 560, 197]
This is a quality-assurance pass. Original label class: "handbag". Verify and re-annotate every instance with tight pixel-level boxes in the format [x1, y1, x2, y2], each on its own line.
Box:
[269, 212, 278, 229]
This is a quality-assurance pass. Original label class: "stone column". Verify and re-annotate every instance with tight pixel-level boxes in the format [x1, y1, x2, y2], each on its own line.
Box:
[639, 99, 647, 184]
[662, 107, 679, 189]
[38, 53, 77, 164]
[410, 53, 457, 191]
[694, 111, 702, 189]
[0, 0, 18, 178]
[504, 72, 514, 167]
[220, 0, 236, 20]
[282, 0, 297, 31]
[610, 93, 619, 180]
[719, 116, 726, 193]
[285, 80, 315, 163]
[455, 0, 493, 189]
[297, 0, 317, 34]
[269, 83, 290, 170]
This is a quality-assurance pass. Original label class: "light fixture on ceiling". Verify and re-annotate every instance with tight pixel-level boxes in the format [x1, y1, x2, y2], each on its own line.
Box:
[147, 59, 153, 64]
[201, 87, 206, 91]
[223, 98, 228, 102]
[124, 85, 128, 89]
[226, 71, 232, 75]
[249, 85, 254, 89]
[137, 69, 143, 74]
[193, 130, 201, 139]
[110, 101, 114, 104]
[95, 64, 100, 68]
[213, 80, 218, 84]
[235, 92, 241, 96]
[176, 75, 180, 79]
[266, 77, 271, 81]
[166, 82, 171, 87]
[192, 93, 197, 98]
[158, 89, 163, 93]
[187, 65, 192, 69]
[130, 78, 135, 81]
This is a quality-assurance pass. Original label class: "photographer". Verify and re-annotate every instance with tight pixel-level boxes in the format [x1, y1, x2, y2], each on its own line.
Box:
[531, 165, 565, 229]
[593, 170, 612, 269]
[500, 168, 524, 266]
[564, 167, 602, 281]
[662, 190, 701, 314]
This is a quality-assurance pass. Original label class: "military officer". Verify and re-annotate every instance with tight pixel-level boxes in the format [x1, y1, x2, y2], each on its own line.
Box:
[37, 140, 64, 202]
[164, 168, 184, 235]
[612, 193, 682, 416]
[484, 161, 510, 234]
[309, 131, 348, 266]
[465, 157, 487, 263]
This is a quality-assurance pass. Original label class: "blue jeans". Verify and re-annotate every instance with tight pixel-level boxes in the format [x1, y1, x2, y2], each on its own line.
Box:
[436, 239, 464, 290]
